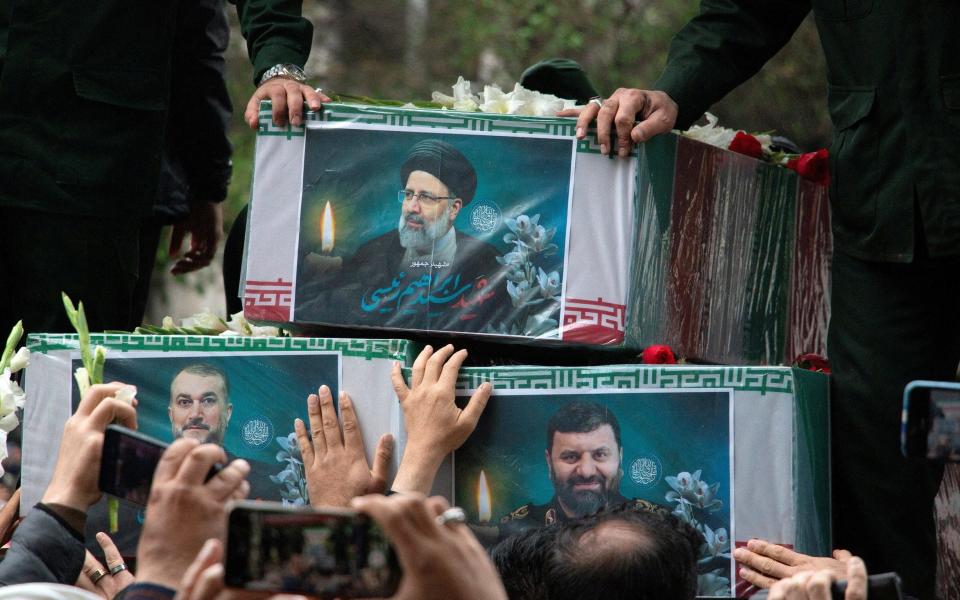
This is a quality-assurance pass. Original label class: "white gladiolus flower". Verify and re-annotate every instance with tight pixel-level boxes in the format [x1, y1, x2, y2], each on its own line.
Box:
[74, 367, 91, 396]
[479, 84, 523, 114]
[162, 316, 175, 329]
[181, 310, 227, 332]
[451, 76, 480, 112]
[431, 91, 455, 107]
[8, 347, 29, 373]
[0, 369, 24, 414]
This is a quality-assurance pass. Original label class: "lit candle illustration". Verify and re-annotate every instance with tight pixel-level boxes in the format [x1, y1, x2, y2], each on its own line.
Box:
[320, 200, 335, 253]
[478, 469, 492, 523]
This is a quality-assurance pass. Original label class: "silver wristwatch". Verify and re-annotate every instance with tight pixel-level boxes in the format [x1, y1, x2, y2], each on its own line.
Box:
[258, 63, 307, 86]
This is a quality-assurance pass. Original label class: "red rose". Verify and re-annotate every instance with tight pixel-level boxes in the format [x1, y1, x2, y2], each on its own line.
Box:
[786, 149, 830, 187]
[794, 353, 831, 374]
[642, 344, 677, 364]
[728, 131, 763, 159]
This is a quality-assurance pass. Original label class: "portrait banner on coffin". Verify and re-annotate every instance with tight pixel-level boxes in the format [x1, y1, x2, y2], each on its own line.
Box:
[452, 387, 735, 597]
[78, 350, 340, 555]
[293, 123, 576, 339]
[20, 334, 410, 558]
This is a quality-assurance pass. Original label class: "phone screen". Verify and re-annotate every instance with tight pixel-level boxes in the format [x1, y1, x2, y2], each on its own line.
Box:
[903, 381, 960, 461]
[225, 502, 402, 598]
[99, 425, 167, 505]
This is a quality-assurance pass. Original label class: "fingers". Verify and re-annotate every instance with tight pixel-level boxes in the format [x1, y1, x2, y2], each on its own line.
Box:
[352, 494, 424, 563]
[269, 82, 289, 127]
[154, 438, 200, 485]
[176, 538, 223, 600]
[306, 391, 327, 455]
[168, 224, 187, 257]
[631, 92, 678, 143]
[595, 96, 618, 155]
[843, 557, 867, 600]
[423, 344, 455, 384]
[175, 443, 228, 486]
[81, 551, 114, 598]
[245, 88, 267, 129]
[302, 84, 327, 111]
[614, 94, 643, 158]
[390, 361, 410, 403]
[286, 83, 304, 126]
[88, 396, 138, 432]
[832, 548, 853, 561]
[410, 345, 433, 389]
[745, 538, 803, 567]
[96, 532, 133, 587]
[573, 102, 600, 140]
[204, 458, 250, 501]
[805, 571, 833, 600]
[369, 434, 394, 493]
[425, 495, 450, 517]
[339, 392, 363, 454]
[75, 382, 129, 417]
[319, 386, 343, 449]
[459, 382, 491, 434]
[738, 566, 779, 589]
[768, 571, 815, 600]
[439, 348, 468, 388]
[188, 563, 227, 600]
[294, 417, 315, 467]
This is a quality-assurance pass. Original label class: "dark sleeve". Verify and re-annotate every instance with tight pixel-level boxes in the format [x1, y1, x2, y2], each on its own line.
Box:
[0, 504, 86, 586]
[168, 0, 234, 205]
[652, 0, 811, 129]
[230, 0, 313, 84]
[114, 583, 177, 600]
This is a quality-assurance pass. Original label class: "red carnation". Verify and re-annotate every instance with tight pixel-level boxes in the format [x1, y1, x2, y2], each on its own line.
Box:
[728, 131, 763, 159]
[794, 353, 831, 374]
[642, 345, 677, 364]
[786, 149, 830, 187]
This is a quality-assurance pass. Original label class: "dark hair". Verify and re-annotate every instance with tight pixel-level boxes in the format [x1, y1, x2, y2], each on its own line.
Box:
[172, 363, 230, 399]
[492, 507, 703, 600]
[490, 526, 553, 600]
[546, 400, 621, 453]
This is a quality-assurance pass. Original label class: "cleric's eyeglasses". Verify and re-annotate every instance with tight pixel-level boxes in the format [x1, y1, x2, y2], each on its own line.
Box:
[397, 190, 455, 206]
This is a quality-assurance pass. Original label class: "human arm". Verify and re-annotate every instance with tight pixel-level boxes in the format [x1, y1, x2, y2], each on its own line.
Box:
[230, 0, 329, 128]
[565, 0, 811, 156]
[0, 383, 138, 586]
[166, 0, 233, 275]
[751, 555, 873, 600]
[295, 385, 394, 507]
[733, 538, 852, 588]
[389, 345, 491, 494]
[351, 493, 508, 600]
[77, 532, 136, 599]
[134, 439, 250, 591]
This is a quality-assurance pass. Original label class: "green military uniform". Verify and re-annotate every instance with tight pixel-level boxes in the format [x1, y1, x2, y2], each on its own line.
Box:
[652, 2, 959, 598]
[0, 0, 311, 335]
[498, 493, 668, 540]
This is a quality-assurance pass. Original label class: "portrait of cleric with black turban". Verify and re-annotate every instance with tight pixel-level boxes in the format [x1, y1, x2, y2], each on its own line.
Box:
[297, 138, 510, 333]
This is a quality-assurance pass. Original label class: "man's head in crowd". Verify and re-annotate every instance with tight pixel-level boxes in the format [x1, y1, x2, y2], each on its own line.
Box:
[169, 363, 232, 444]
[545, 400, 623, 518]
[492, 508, 703, 600]
[397, 139, 476, 252]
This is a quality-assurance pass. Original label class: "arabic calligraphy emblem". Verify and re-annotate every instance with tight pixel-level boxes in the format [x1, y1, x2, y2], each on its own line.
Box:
[470, 202, 501, 234]
[242, 416, 274, 449]
[630, 455, 662, 487]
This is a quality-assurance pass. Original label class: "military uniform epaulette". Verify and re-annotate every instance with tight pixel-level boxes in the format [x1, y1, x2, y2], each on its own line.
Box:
[624, 498, 671, 517]
[501, 504, 532, 523]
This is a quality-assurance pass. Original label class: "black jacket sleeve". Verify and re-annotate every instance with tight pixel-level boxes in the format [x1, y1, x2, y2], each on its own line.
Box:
[0, 504, 85, 586]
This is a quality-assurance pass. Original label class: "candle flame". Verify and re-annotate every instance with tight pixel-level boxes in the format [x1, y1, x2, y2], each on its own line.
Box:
[320, 201, 335, 252]
[478, 470, 491, 522]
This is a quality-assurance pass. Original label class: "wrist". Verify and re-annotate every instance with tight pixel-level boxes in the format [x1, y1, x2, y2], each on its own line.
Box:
[40, 487, 91, 513]
[257, 63, 307, 87]
[392, 447, 444, 494]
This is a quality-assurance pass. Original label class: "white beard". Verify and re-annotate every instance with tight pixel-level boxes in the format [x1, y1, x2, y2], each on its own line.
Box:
[398, 204, 453, 251]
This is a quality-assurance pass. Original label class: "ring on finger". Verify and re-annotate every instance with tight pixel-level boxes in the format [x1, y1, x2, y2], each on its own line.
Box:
[109, 563, 128, 576]
[89, 569, 108, 584]
[588, 95, 604, 108]
[435, 506, 467, 527]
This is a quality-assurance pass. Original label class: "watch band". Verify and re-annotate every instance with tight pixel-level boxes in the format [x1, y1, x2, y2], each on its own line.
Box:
[258, 63, 307, 86]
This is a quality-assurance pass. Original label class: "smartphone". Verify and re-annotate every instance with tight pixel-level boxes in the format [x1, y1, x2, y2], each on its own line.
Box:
[225, 500, 402, 598]
[99, 425, 168, 505]
[99, 425, 223, 505]
[902, 380, 960, 461]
